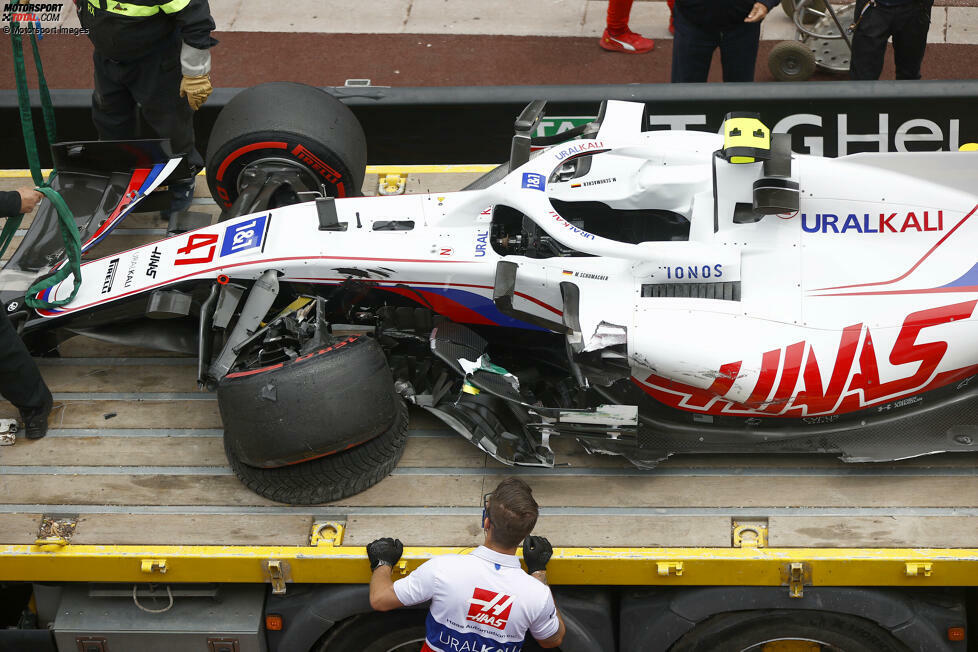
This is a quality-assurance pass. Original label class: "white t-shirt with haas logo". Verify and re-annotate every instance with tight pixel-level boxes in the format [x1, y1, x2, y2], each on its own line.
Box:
[393, 546, 560, 652]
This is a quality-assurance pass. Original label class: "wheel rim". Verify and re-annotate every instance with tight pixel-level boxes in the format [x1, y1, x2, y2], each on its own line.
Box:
[779, 54, 803, 76]
[382, 638, 425, 652]
[745, 638, 844, 651]
[237, 156, 324, 195]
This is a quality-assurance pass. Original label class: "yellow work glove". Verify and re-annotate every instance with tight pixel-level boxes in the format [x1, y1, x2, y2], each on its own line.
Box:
[180, 74, 212, 111]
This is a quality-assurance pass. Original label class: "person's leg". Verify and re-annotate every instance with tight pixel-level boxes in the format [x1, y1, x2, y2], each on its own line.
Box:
[130, 40, 204, 215]
[671, 9, 718, 82]
[602, 0, 654, 52]
[891, 1, 931, 80]
[718, 21, 761, 82]
[0, 306, 52, 438]
[849, 4, 893, 80]
[91, 51, 137, 140]
[132, 41, 204, 172]
[606, 0, 633, 34]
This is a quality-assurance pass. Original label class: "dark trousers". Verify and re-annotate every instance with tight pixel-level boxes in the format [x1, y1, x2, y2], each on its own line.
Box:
[0, 305, 51, 415]
[850, 1, 932, 80]
[671, 8, 761, 82]
[92, 38, 204, 177]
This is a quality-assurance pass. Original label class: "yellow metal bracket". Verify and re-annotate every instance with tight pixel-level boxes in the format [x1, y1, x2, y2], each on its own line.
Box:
[905, 562, 933, 577]
[732, 521, 768, 548]
[140, 559, 167, 574]
[783, 561, 812, 598]
[263, 559, 291, 595]
[656, 561, 684, 577]
[310, 522, 345, 547]
[378, 173, 407, 196]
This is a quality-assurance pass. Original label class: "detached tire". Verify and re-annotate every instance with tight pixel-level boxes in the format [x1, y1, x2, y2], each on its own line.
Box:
[219, 335, 408, 504]
[768, 40, 817, 81]
[206, 82, 367, 208]
[225, 398, 408, 505]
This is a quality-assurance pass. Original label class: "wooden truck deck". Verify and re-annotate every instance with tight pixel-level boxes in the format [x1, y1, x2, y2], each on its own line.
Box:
[3, 168, 978, 558]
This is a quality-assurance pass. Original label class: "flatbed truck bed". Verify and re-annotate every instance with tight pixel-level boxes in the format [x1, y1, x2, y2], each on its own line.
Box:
[3, 168, 978, 651]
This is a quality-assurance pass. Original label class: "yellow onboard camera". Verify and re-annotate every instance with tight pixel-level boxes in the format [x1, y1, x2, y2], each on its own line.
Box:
[721, 112, 771, 164]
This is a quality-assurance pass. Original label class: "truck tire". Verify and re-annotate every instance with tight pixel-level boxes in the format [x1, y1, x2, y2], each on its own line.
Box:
[224, 397, 408, 505]
[317, 611, 553, 652]
[317, 610, 426, 652]
[206, 82, 367, 209]
[671, 609, 911, 652]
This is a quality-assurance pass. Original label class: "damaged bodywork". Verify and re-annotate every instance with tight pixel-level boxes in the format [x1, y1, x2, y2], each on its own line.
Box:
[6, 96, 978, 487]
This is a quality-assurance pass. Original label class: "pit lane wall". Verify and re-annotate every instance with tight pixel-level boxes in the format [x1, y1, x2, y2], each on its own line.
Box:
[2, 79, 977, 167]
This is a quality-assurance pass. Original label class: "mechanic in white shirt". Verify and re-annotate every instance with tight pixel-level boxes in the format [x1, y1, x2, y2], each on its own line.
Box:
[367, 478, 566, 651]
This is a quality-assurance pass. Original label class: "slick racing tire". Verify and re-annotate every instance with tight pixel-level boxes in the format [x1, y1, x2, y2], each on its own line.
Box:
[206, 81, 367, 208]
[224, 397, 408, 505]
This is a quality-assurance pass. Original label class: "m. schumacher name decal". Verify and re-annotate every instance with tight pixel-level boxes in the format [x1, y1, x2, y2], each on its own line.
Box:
[637, 300, 978, 417]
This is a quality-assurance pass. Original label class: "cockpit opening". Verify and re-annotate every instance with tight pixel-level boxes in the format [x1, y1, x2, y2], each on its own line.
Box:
[489, 200, 690, 259]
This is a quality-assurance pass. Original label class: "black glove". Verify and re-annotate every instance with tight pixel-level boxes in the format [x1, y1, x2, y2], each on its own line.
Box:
[523, 535, 553, 574]
[366, 537, 403, 571]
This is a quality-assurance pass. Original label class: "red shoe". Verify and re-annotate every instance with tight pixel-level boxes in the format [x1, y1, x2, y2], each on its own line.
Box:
[600, 28, 654, 54]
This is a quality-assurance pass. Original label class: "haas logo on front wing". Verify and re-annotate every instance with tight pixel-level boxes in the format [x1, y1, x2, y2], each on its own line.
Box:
[466, 588, 514, 630]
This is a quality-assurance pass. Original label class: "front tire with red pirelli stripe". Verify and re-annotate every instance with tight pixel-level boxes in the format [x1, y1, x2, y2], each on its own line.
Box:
[218, 335, 408, 505]
[205, 81, 367, 208]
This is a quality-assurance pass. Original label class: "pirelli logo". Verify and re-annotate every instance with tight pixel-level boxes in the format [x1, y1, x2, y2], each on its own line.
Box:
[291, 144, 341, 184]
[101, 257, 120, 294]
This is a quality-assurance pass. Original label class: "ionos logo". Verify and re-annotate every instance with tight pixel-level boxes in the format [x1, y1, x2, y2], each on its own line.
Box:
[466, 588, 514, 630]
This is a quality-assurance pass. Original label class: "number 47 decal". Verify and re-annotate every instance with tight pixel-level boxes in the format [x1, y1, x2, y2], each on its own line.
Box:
[175, 233, 218, 266]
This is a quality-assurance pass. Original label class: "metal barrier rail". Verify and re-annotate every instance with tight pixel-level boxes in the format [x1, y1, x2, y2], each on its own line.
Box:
[3, 80, 978, 167]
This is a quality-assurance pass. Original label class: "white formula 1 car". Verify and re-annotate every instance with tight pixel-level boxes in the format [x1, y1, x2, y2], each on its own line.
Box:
[6, 82, 978, 504]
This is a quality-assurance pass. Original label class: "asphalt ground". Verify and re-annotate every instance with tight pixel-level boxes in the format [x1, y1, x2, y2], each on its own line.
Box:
[1, 31, 976, 91]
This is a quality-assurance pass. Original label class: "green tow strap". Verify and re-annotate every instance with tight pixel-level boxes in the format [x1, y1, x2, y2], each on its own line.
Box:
[5, 19, 83, 309]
